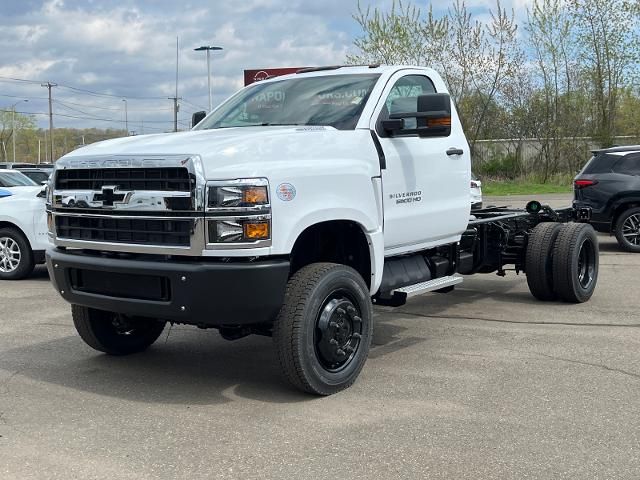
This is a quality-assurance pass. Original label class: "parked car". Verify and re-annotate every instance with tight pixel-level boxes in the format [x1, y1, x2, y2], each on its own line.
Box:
[14, 168, 51, 185]
[0, 162, 55, 170]
[574, 146, 640, 252]
[471, 172, 483, 209]
[0, 170, 50, 279]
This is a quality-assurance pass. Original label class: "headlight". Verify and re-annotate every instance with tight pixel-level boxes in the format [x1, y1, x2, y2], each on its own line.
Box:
[205, 179, 271, 247]
[207, 218, 271, 243]
[207, 179, 269, 209]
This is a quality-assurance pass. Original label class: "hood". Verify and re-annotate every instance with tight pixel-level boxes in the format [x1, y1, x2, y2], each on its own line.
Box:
[1, 186, 42, 197]
[60, 126, 376, 179]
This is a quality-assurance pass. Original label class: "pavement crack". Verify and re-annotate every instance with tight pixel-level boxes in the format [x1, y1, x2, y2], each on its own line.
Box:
[534, 353, 640, 381]
[391, 310, 640, 328]
[0, 370, 23, 396]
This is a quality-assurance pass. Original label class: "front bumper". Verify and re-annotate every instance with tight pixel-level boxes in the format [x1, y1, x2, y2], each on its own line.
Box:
[46, 248, 290, 327]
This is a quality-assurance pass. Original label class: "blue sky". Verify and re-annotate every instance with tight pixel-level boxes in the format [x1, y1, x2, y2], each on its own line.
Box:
[0, 0, 531, 132]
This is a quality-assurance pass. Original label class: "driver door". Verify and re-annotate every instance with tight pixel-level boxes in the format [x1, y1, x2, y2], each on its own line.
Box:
[370, 72, 470, 254]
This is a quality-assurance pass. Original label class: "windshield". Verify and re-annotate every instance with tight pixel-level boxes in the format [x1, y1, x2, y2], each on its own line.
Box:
[195, 74, 381, 131]
[0, 171, 38, 187]
[20, 171, 50, 184]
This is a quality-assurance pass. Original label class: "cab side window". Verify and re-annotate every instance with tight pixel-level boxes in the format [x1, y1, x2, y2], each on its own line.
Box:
[378, 75, 436, 131]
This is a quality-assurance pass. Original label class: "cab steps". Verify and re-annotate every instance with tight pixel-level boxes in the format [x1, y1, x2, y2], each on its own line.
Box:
[392, 275, 463, 298]
[374, 275, 463, 307]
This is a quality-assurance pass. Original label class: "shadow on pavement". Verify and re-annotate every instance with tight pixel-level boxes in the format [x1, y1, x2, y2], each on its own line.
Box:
[0, 333, 313, 405]
[0, 315, 420, 404]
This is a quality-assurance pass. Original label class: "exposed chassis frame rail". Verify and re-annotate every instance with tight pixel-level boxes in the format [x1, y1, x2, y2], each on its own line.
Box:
[461, 204, 589, 277]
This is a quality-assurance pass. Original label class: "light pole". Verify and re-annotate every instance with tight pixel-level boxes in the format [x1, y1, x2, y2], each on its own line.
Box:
[122, 99, 128, 135]
[194, 45, 223, 111]
[11, 99, 28, 162]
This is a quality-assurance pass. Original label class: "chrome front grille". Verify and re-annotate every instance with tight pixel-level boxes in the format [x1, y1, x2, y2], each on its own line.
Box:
[55, 215, 193, 247]
[55, 167, 191, 191]
[48, 155, 207, 255]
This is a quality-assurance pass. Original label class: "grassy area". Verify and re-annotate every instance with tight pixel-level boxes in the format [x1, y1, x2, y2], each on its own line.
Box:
[482, 181, 573, 196]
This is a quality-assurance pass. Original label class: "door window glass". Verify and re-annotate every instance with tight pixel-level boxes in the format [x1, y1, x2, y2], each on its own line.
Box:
[380, 75, 436, 130]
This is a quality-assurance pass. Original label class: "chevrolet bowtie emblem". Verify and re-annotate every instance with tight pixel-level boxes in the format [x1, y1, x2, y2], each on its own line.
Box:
[96, 186, 127, 207]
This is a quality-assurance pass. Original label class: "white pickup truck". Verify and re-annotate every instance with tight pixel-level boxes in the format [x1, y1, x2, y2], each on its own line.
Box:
[46, 65, 598, 395]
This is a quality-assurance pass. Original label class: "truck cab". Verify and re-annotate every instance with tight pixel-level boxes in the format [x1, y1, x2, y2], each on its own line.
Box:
[46, 66, 598, 395]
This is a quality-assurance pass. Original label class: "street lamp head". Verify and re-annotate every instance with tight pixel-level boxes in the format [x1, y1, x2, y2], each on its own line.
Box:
[10, 99, 28, 108]
[194, 45, 223, 51]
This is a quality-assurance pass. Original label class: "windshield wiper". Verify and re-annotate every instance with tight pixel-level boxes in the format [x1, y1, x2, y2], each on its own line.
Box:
[259, 123, 304, 127]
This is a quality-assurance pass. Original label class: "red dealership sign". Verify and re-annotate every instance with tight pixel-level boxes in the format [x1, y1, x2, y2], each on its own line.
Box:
[243, 67, 308, 86]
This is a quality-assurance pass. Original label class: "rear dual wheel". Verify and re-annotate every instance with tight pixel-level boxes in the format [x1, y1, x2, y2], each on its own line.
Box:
[526, 222, 598, 303]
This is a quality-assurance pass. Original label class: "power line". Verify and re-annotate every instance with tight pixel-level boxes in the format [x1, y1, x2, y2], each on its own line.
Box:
[0, 93, 49, 102]
[2, 109, 180, 125]
[0, 75, 169, 100]
[54, 98, 172, 113]
[181, 98, 208, 111]
[57, 83, 168, 100]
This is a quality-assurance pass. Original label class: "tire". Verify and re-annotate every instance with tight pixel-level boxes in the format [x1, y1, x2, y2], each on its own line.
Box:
[0, 227, 35, 280]
[273, 263, 373, 396]
[72, 305, 166, 355]
[614, 207, 640, 253]
[552, 223, 599, 303]
[525, 222, 565, 301]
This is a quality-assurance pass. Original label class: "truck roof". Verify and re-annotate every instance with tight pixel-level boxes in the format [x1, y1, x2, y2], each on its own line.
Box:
[260, 65, 439, 83]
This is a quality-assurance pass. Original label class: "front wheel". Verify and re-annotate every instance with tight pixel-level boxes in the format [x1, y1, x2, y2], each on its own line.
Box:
[0, 227, 35, 280]
[72, 305, 166, 355]
[614, 207, 640, 252]
[273, 263, 373, 395]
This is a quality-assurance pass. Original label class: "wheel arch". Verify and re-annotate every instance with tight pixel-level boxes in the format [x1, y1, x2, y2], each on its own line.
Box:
[0, 220, 32, 248]
[289, 219, 378, 291]
[610, 198, 640, 229]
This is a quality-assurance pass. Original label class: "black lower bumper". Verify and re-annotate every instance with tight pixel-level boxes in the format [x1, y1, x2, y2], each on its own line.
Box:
[46, 249, 290, 327]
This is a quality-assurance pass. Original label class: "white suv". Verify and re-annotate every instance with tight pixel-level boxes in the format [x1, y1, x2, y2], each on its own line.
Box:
[0, 170, 50, 279]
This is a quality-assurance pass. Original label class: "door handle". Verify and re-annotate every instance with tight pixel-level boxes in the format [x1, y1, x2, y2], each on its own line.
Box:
[447, 148, 464, 156]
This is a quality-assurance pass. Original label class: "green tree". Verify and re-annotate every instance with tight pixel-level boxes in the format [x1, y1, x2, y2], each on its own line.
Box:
[568, 0, 640, 146]
[0, 110, 36, 162]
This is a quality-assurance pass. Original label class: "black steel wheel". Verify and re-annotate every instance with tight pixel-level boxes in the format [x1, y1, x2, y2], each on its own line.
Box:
[614, 207, 640, 253]
[273, 263, 373, 395]
[72, 305, 166, 355]
[525, 222, 565, 301]
[0, 227, 35, 280]
[552, 223, 599, 303]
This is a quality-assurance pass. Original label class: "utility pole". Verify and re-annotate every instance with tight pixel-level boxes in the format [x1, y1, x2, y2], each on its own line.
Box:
[122, 99, 128, 135]
[10, 99, 28, 162]
[41, 82, 57, 162]
[170, 36, 181, 132]
[169, 97, 181, 132]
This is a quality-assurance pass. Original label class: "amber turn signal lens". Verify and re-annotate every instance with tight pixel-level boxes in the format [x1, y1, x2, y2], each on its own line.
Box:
[243, 187, 268, 205]
[427, 117, 451, 127]
[244, 221, 270, 240]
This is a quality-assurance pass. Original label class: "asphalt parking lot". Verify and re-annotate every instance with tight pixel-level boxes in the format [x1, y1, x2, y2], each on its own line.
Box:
[1, 194, 639, 479]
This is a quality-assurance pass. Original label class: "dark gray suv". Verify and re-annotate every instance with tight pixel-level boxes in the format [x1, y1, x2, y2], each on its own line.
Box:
[574, 146, 640, 252]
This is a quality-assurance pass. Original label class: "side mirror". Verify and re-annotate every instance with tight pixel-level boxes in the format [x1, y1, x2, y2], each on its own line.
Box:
[383, 93, 452, 138]
[416, 93, 451, 137]
[192, 111, 207, 127]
